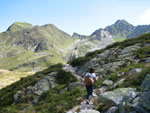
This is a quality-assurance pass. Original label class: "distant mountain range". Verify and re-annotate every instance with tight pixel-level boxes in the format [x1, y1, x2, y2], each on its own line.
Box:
[0, 19, 150, 72]
[87, 19, 150, 39]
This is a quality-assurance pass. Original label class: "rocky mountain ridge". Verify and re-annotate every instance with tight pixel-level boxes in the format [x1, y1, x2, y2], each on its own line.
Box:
[0, 22, 115, 72]
[0, 33, 150, 113]
[89, 19, 150, 39]
[0, 20, 150, 72]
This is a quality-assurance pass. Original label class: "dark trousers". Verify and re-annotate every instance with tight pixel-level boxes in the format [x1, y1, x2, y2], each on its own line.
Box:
[86, 85, 94, 102]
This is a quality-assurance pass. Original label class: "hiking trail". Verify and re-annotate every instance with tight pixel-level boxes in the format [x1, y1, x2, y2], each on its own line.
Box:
[63, 64, 100, 113]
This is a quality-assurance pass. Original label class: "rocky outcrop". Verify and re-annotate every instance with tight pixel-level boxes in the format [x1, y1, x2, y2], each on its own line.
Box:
[119, 74, 150, 113]
[72, 32, 88, 39]
[99, 88, 137, 105]
[105, 106, 119, 113]
[14, 72, 59, 103]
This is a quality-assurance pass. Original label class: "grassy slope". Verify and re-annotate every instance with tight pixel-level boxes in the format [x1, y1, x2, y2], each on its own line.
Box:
[7, 22, 32, 32]
[114, 37, 126, 42]
[0, 70, 34, 89]
[0, 24, 76, 71]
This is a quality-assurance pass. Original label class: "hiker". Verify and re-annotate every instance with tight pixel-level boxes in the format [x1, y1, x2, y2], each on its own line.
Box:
[83, 68, 98, 104]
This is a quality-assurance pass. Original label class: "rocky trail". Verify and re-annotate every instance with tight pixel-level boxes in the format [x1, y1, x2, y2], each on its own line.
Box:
[63, 64, 101, 113]
[67, 89, 100, 113]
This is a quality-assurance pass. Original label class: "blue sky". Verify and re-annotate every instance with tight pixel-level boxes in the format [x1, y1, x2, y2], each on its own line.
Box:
[0, 0, 150, 35]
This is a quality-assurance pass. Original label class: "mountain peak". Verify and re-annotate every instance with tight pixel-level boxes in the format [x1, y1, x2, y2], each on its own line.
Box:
[104, 19, 134, 38]
[7, 22, 32, 32]
[115, 19, 129, 24]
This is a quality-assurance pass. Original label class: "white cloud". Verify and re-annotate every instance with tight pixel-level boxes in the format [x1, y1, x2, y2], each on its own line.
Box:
[139, 8, 150, 24]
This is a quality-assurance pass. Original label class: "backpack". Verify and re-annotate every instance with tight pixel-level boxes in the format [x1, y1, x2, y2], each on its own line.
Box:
[84, 76, 94, 86]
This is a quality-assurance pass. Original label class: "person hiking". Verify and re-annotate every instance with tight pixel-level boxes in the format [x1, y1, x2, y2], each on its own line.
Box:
[83, 68, 98, 104]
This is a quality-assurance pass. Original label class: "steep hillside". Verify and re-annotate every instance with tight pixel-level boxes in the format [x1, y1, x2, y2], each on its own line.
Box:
[0, 33, 150, 113]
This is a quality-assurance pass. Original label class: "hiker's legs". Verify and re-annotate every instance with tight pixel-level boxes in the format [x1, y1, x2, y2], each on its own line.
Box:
[86, 85, 90, 100]
[86, 85, 94, 102]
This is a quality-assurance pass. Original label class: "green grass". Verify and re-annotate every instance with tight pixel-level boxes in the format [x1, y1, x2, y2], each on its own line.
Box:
[0, 70, 34, 89]
[7, 22, 32, 32]
[114, 37, 126, 42]
[35, 86, 85, 113]
[0, 86, 85, 113]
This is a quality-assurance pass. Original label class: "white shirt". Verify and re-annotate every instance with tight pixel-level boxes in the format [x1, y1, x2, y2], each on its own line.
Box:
[85, 72, 96, 79]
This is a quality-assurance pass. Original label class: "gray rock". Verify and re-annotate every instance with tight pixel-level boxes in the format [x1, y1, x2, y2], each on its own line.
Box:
[119, 74, 150, 113]
[141, 74, 150, 92]
[129, 68, 143, 75]
[118, 53, 134, 59]
[68, 81, 82, 91]
[104, 106, 119, 113]
[120, 45, 141, 55]
[138, 91, 150, 110]
[111, 78, 125, 90]
[119, 92, 140, 113]
[99, 85, 108, 93]
[138, 74, 150, 110]
[97, 50, 111, 59]
[99, 88, 137, 105]
[14, 90, 21, 102]
[79, 110, 100, 113]
[102, 79, 114, 86]
[144, 43, 150, 47]
[145, 57, 150, 63]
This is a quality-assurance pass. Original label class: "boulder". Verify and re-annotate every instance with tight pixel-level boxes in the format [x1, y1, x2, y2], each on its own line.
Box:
[119, 92, 140, 113]
[120, 45, 141, 55]
[141, 74, 150, 92]
[138, 74, 150, 110]
[14, 90, 22, 102]
[119, 74, 150, 113]
[99, 86, 108, 94]
[110, 78, 125, 90]
[97, 50, 111, 59]
[145, 57, 150, 63]
[99, 88, 136, 105]
[104, 106, 119, 113]
[79, 110, 100, 113]
[129, 68, 143, 75]
[144, 43, 150, 47]
[102, 79, 114, 86]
